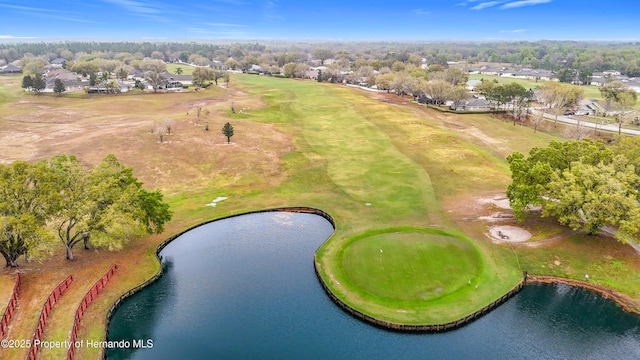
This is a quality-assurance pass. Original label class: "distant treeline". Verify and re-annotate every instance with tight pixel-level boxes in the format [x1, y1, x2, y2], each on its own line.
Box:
[2, 40, 640, 76]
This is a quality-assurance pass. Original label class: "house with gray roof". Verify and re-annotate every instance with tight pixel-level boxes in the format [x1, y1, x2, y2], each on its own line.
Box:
[1, 64, 21, 74]
[450, 98, 491, 112]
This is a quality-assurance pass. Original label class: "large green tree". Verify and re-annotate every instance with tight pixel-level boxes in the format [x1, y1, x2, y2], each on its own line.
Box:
[53, 78, 66, 96]
[31, 73, 46, 93]
[192, 67, 214, 88]
[21, 74, 33, 90]
[544, 159, 640, 239]
[507, 139, 640, 242]
[0, 160, 57, 267]
[48, 154, 172, 260]
[502, 82, 533, 125]
[312, 48, 333, 65]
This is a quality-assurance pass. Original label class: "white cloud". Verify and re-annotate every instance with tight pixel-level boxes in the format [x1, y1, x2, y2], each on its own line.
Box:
[457, 0, 481, 5]
[263, 1, 283, 21]
[471, 1, 501, 10]
[203, 22, 247, 28]
[0, 4, 101, 24]
[0, 35, 37, 39]
[500, 29, 527, 33]
[412, 9, 431, 15]
[501, 0, 552, 9]
[211, 0, 247, 4]
[101, 0, 161, 14]
[0, 4, 58, 12]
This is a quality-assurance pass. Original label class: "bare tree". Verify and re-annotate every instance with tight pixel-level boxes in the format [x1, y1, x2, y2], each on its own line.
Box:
[563, 120, 592, 140]
[194, 106, 210, 125]
[154, 125, 167, 143]
[531, 111, 546, 133]
[538, 82, 584, 127]
[163, 118, 175, 135]
[444, 68, 468, 86]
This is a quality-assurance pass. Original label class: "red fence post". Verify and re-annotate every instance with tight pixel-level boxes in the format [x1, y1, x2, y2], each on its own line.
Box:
[27, 275, 73, 359]
[0, 273, 22, 340]
[67, 265, 117, 360]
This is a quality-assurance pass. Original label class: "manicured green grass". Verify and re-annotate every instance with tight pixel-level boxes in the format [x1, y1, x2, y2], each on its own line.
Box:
[166, 63, 196, 75]
[469, 73, 546, 90]
[516, 233, 640, 298]
[340, 230, 481, 303]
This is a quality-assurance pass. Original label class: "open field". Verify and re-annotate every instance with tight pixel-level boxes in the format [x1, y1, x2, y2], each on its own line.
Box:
[1, 74, 639, 358]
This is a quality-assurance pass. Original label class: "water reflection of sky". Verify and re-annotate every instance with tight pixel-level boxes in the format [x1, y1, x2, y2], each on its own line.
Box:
[107, 212, 640, 360]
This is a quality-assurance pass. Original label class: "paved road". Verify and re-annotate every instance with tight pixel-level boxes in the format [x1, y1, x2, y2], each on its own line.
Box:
[531, 109, 640, 136]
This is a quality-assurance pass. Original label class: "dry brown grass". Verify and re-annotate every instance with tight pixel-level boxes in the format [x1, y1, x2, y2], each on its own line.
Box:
[0, 85, 290, 191]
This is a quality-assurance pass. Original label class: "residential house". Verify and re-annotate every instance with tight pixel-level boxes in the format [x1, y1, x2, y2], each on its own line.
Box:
[161, 72, 192, 85]
[50, 58, 66, 67]
[87, 80, 129, 93]
[466, 66, 482, 74]
[479, 66, 502, 75]
[1, 64, 21, 74]
[450, 98, 491, 112]
[44, 69, 87, 92]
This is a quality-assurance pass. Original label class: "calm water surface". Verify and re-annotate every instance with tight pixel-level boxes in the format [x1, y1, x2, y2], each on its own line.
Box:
[106, 212, 640, 360]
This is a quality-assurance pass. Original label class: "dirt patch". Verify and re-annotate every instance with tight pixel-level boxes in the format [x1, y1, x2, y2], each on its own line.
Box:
[488, 225, 532, 243]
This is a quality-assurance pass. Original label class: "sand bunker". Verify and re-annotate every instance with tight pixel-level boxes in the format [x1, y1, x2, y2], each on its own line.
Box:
[477, 195, 512, 210]
[488, 225, 531, 243]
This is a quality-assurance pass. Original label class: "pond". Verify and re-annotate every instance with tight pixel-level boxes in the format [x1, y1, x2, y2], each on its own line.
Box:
[106, 211, 640, 360]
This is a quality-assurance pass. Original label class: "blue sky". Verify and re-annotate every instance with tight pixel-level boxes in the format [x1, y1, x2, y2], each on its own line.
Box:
[1, 0, 639, 41]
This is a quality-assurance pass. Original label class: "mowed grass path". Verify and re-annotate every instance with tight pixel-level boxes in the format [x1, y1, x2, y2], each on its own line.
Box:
[236, 77, 436, 223]
[234, 76, 523, 324]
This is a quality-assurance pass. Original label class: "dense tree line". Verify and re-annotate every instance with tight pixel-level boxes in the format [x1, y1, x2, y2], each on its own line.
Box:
[3, 40, 640, 76]
[0, 154, 172, 267]
[507, 138, 640, 243]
